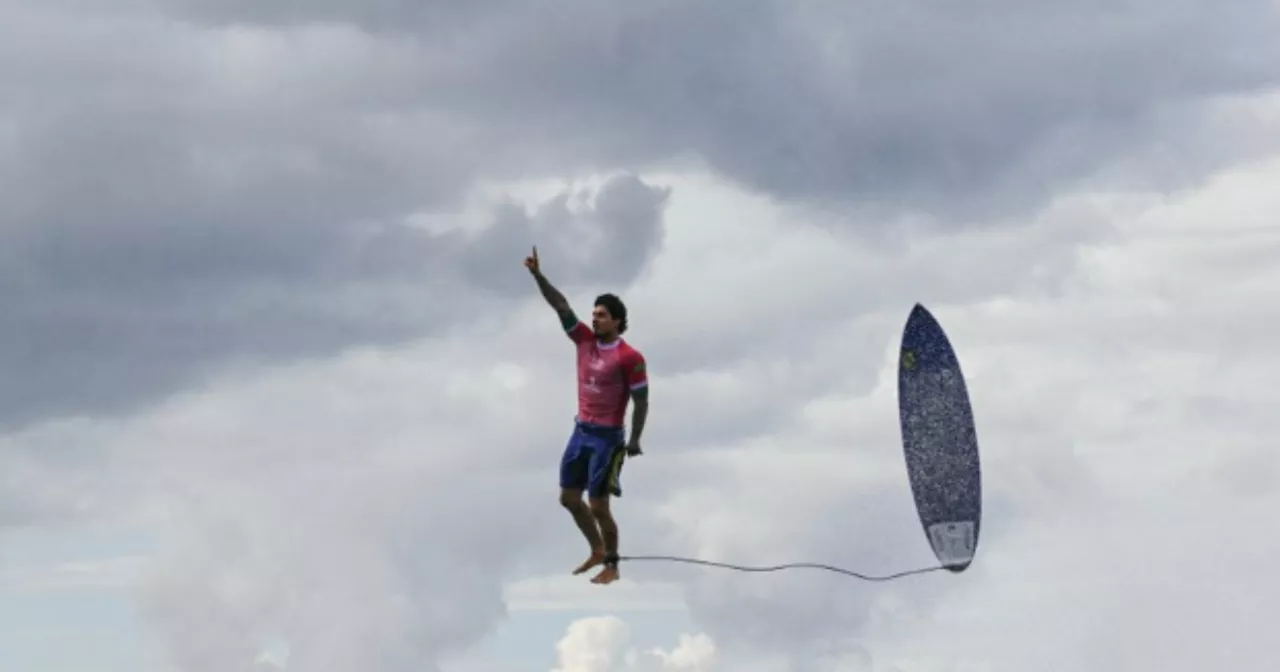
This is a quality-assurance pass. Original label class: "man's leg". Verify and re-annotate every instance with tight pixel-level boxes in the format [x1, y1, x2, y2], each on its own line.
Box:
[588, 495, 620, 584]
[560, 488, 605, 574]
[586, 439, 627, 585]
[559, 427, 606, 574]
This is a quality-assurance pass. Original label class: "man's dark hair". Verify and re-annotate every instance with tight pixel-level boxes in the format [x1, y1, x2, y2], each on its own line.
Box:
[594, 293, 628, 334]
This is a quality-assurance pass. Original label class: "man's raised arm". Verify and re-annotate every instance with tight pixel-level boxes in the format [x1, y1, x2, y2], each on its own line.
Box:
[524, 246, 579, 332]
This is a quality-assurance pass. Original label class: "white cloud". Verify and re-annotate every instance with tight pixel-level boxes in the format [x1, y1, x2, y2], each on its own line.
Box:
[622, 107, 1280, 671]
[505, 574, 685, 613]
[0, 554, 149, 592]
[551, 616, 716, 672]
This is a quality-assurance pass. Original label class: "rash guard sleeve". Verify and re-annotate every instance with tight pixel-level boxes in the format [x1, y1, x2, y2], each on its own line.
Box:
[563, 314, 593, 343]
[623, 348, 648, 392]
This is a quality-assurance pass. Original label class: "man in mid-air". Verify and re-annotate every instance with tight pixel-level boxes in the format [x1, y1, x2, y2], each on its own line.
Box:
[525, 246, 648, 586]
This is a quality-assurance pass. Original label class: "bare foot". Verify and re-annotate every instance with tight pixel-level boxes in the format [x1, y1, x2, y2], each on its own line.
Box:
[572, 550, 606, 575]
[590, 565, 620, 585]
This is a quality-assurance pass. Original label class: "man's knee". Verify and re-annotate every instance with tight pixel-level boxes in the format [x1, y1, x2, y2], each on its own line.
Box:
[588, 495, 611, 518]
[560, 489, 584, 510]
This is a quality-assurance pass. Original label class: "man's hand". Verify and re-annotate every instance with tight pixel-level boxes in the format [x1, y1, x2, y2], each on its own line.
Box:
[625, 440, 642, 457]
[527, 245, 574, 321]
[524, 245, 540, 274]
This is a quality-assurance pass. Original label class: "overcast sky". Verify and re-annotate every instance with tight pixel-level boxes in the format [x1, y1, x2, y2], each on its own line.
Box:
[2, 1, 1280, 670]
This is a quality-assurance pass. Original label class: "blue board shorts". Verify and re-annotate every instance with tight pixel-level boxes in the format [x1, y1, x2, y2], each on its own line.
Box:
[559, 420, 628, 498]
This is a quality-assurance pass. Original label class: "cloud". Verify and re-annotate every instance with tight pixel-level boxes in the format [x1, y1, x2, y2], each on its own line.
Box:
[0, 554, 149, 593]
[551, 616, 716, 672]
[1, 2, 1278, 671]
[620, 141, 1280, 669]
[26, 335, 566, 671]
[1, 2, 675, 427]
[504, 574, 685, 613]
[144, 0, 1280, 217]
[0, 154, 667, 429]
[3, 140, 1278, 671]
[4, 0, 1277, 432]
[7, 134, 1280, 668]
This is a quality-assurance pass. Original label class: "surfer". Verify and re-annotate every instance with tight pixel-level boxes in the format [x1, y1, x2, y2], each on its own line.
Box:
[525, 246, 648, 585]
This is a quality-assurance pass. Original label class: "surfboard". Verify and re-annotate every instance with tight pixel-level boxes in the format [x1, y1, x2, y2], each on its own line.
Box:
[897, 303, 982, 572]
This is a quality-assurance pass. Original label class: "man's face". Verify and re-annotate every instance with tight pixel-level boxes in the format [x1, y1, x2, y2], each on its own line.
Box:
[591, 305, 618, 336]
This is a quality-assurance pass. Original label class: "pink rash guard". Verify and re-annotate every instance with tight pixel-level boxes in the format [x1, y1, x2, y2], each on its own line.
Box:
[565, 320, 648, 428]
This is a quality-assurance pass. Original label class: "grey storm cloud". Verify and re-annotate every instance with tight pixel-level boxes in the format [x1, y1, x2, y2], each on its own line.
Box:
[0, 2, 683, 427]
[154, 0, 1280, 214]
[3, 0, 1278, 423]
[0, 169, 667, 427]
[459, 175, 671, 294]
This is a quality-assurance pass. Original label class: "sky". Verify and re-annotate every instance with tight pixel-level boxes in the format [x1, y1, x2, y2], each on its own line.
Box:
[2, 1, 1280, 670]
